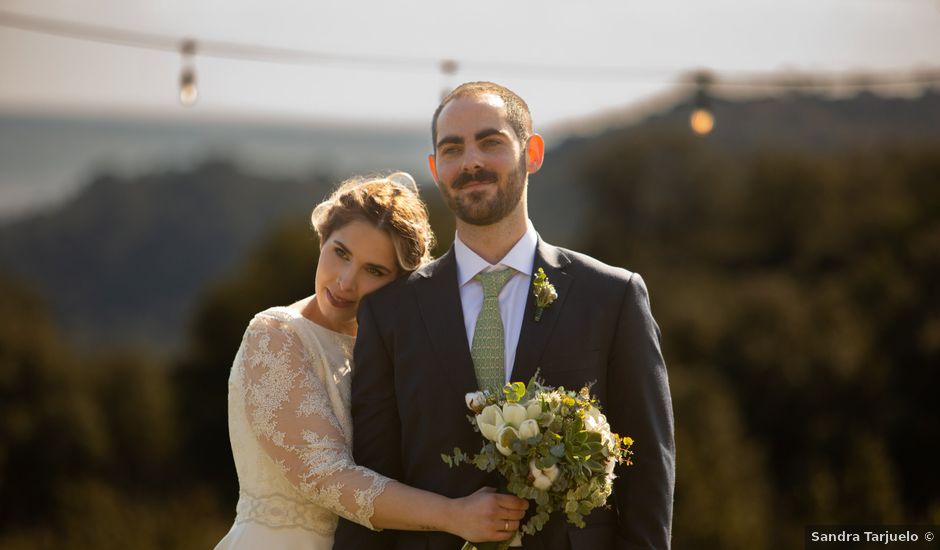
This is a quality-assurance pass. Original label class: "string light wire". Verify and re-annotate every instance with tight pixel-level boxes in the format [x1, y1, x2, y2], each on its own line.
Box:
[4, 9, 940, 90]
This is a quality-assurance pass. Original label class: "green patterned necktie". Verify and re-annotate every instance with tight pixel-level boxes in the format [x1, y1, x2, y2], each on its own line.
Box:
[471, 268, 516, 392]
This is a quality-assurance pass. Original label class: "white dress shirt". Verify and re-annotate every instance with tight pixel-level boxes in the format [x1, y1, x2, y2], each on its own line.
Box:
[454, 220, 539, 384]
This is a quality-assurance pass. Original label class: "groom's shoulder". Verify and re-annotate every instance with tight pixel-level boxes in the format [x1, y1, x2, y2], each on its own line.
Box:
[362, 273, 411, 306]
[554, 244, 635, 284]
[361, 253, 447, 306]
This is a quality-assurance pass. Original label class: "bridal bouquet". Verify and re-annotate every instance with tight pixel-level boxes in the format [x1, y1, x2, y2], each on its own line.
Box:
[442, 376, 634, 550]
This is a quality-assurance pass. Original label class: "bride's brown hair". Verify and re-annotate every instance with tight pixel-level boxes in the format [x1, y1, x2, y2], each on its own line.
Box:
[311, 172, 435, 273]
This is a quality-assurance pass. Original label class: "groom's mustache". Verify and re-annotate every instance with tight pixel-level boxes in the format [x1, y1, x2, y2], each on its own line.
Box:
[452, 169, 499, 190]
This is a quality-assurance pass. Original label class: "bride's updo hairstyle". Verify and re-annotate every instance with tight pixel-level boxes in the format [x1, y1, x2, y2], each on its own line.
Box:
[311, 172, 435, 273]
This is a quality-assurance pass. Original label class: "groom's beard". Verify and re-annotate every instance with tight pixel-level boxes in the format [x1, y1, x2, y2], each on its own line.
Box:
[444, 154, 527, 226]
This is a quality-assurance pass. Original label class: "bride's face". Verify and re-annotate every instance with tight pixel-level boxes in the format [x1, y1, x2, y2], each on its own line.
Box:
[313, 219, 399, 335]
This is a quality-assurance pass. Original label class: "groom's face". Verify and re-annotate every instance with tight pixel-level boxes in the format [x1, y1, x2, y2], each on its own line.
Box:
[429, 94, 528, 226]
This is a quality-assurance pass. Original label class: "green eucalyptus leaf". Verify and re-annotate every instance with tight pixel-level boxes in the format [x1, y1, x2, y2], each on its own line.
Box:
[538, 455, 558, 469]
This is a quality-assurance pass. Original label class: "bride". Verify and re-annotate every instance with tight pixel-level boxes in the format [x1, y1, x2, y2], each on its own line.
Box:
[215, 173, 527, 549]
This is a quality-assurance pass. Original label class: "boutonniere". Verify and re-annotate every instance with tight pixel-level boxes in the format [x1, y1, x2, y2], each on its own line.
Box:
[532, 267, 557, 322]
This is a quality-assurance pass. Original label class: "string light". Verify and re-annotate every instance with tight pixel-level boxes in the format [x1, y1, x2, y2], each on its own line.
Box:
[179, 40, 198, 107]
[440, 59, 459, 101]
[690, 108, 714, 135]
[2, 9, 939, 109]
[690, 72, 715, 135]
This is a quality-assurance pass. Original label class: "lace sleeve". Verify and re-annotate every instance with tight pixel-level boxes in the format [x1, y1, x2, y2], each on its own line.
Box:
[239, 314, 390, 530]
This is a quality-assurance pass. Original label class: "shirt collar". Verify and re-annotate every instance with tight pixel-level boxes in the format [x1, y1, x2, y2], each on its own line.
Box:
[454, 219, 539, 287]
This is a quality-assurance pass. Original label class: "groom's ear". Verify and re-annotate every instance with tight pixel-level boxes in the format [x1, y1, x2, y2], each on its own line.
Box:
[427, 153, 440, 184]
[525, 134, 545, 175]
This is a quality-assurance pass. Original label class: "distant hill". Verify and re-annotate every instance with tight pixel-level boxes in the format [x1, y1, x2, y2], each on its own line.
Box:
[0, 160, 332, 353]
[1, 90, 939, 353]
[0, 114, 429, 221]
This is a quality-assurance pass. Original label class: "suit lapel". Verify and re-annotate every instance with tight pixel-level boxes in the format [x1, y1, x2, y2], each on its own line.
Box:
[510, 239, 573, 384]
[414, 247, 479, 397]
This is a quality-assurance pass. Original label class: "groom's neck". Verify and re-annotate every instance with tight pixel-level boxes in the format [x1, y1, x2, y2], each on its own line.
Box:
[456, 207, 528, 266]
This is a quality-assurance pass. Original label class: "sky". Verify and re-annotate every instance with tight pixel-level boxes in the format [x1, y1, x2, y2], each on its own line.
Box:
[2, 0, 940, 128]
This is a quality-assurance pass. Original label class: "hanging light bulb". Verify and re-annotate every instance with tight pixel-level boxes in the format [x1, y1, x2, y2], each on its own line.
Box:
[690, 71, 715, 135]
[179, 67, 198, 106]
[440, 59, 458, 100]
[179, 40, 198, 107]
[690, 107, 714, 135]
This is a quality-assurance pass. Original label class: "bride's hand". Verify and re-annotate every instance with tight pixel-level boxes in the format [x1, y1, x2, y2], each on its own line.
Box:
[448, 487, 528, 542]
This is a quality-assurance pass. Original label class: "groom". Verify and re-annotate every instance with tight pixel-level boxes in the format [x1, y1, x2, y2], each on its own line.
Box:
[335, 82, 675, 549]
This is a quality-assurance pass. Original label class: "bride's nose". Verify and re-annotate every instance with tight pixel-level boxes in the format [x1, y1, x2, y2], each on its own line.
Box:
[337, 267, 357, 293]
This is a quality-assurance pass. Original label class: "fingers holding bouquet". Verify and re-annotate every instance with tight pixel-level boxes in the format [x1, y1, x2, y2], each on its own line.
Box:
[452, 486, 528, 543]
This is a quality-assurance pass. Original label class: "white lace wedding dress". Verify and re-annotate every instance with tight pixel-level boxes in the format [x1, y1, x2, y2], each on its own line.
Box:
[214, 305, 390, 550]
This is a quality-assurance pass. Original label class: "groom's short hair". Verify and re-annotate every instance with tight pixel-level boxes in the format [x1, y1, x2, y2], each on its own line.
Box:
[432, 81, 533, 148]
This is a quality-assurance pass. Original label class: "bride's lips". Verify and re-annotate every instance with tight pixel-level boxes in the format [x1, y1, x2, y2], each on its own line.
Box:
[324, 288, 355, 309]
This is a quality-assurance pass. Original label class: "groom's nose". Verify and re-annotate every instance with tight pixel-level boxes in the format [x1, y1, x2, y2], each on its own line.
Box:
[461, 145, 484, 171]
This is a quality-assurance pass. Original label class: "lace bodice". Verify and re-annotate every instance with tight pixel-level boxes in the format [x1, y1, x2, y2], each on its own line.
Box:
[226, 306, 390, 535]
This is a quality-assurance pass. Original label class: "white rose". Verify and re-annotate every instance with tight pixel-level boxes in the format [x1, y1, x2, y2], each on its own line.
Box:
[525, 399, 542, 420]
[465, 391, 488, 414]
[501, 403, 527, 428]
[476, 404, 504, 442]
[605, 458, 617, 476]
[583, 406, 608, 433]
[496, 425, 520, 456]
[518, 419, 540, 440]
[529, 460, 560, 491]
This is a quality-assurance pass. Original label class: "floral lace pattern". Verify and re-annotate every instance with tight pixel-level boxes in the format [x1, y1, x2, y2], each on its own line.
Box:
[235, 490, 338, 531]
[227, 308, 389, 533]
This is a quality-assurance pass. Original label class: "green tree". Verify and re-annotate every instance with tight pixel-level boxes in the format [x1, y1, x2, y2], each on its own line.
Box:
[578, 133, 940, 545]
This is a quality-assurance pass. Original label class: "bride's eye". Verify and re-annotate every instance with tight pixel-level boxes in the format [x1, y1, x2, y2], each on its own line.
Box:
[365, 266, 386, 277]
[334, 246, 349, 260]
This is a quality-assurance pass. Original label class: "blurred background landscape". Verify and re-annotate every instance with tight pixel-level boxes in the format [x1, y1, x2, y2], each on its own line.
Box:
[2, 2, 939, 548]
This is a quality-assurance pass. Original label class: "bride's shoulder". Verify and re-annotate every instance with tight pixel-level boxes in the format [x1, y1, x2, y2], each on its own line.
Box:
[234, 307, 313, 366]
[242, 306, 299, 340]
[252, 305, 295, 323]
